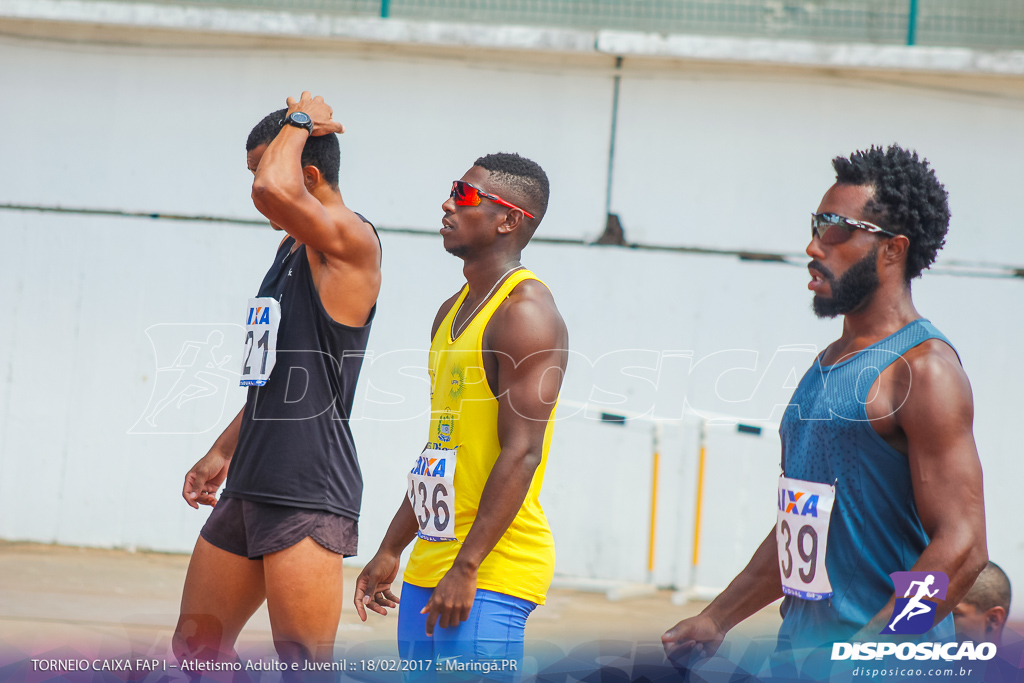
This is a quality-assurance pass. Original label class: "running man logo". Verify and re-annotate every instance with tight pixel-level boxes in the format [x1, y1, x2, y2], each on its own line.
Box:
[882, 571, 949, 635]
[247, 306, 272, 325]
[777, 487, 821, 517]
[129, 323, 243, 435]
[410, 454, 447, 478]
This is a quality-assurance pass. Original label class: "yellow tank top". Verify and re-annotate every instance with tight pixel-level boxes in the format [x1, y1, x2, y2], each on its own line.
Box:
[402, 269, 556, 605]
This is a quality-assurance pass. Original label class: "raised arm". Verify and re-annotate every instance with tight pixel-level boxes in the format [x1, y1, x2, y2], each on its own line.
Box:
[855, 344, 987, 637]
[249, 92, 376, 264]
[420, 281, 568, 635]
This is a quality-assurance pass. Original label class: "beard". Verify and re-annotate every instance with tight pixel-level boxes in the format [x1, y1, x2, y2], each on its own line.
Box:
[811, 245, 880, 319]
[445, 244, 469, 258]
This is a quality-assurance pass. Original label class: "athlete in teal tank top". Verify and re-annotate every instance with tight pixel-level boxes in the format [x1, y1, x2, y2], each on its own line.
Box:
[662, 145, 987, 678]
[777, 318, 958, 652]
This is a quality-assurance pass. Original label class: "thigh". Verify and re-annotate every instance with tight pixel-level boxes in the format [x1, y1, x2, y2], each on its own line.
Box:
[263, 536, 344, 661]
[397, 583, 435, 658]
[175, 536, 266, 661]
[396, 584, 436, 682]
[434, 590, 535, 682]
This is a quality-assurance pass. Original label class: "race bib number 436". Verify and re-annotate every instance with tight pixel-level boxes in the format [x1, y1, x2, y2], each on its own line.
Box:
[240, 297, 281, 387]
[777, 475, 836, 600]
[407, 448, 457, 542]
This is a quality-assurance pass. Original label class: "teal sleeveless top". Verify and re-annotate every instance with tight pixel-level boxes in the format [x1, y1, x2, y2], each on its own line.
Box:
[776, 319, 957, 653]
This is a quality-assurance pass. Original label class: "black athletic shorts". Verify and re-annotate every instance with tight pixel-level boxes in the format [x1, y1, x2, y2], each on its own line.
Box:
[199, 496, 358, 559]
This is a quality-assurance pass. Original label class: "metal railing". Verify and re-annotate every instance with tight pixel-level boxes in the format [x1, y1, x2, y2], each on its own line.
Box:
[99, 0, 1024, 50]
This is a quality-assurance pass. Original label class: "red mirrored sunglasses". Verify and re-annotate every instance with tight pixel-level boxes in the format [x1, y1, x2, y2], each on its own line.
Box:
[450, 180, 535, 219]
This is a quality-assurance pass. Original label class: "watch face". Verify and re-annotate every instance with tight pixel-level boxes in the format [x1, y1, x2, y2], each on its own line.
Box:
[290, 112, 312, 125]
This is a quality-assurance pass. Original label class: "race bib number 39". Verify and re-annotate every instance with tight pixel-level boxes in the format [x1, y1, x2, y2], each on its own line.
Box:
[240, 297, 281, 387]
[777, 475, 836, 600]
[407, 448, 457, 542]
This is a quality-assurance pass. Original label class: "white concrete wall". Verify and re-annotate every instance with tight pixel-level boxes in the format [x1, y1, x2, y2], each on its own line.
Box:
[0, 26, 1022, 618]
[611, 68, 1024, 263]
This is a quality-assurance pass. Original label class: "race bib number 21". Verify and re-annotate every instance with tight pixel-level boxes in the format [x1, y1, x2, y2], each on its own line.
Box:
[777, 475, 835, 600]
[240, 297, 281, 387]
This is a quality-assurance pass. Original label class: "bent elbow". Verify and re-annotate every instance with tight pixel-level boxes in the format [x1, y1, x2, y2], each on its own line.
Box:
[251, 174, 299, 211]
[963, 520, 988, 566]
[950, 530, 988, 582]
[521, 449, 544, 475]
[250, 181, 274, 211]
[967, 543, 988, 576]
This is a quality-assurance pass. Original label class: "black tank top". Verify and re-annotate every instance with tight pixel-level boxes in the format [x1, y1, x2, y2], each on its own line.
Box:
[224, 226, 378, 520]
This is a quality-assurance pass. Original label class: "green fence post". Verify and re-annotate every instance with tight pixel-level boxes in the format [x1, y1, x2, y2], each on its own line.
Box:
[907, 0, 918, 45]
[381, 0, 390, 18]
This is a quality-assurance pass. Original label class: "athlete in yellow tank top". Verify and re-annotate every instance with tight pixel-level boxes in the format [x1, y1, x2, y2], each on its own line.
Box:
[354, 153, 568, 678]
[401, 266, 557, 603]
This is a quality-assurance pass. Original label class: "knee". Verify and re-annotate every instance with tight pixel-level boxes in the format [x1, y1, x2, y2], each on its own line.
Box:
[174, 614, 229, 664]
[273, 638, 313, 665]
[274, 635, 337, 668]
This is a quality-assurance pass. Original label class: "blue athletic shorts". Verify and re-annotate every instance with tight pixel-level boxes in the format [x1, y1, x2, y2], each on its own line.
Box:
[397, 582, 536, 682]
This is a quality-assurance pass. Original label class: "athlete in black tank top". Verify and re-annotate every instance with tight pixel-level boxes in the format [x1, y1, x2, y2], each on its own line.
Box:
[226, 231, 376, 518]
[174, 93, 382, 677]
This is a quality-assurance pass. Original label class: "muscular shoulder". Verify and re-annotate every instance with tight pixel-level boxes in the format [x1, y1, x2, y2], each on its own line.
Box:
[896, 339, 967, 393]
[310, 207, 381, 271]
[895, 338, 973, 428]
[486, 279, 568, 360]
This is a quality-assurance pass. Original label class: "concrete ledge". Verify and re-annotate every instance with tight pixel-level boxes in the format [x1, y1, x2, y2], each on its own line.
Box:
[597, 30, 1024, 75]
[2, 0, 1024, 75]
[0, 0, 596, 52]
[671, 585, 724, 605]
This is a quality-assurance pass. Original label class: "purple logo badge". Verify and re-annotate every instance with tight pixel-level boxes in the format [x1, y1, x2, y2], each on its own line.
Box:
[882, 571, 949, 635]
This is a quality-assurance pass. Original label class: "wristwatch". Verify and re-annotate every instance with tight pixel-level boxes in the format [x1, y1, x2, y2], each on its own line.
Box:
[283, 111, 314, 135]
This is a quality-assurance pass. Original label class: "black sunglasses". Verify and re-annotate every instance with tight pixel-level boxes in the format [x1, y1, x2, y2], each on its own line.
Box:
[811, 213, 899, 245]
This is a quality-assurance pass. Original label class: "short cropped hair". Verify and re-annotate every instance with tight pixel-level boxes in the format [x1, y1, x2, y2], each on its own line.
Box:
[246, 108, 340, 187]
[962, 562, 1012, 614]
[832, 145, 949, 282]
[474, 152, 550, 224]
